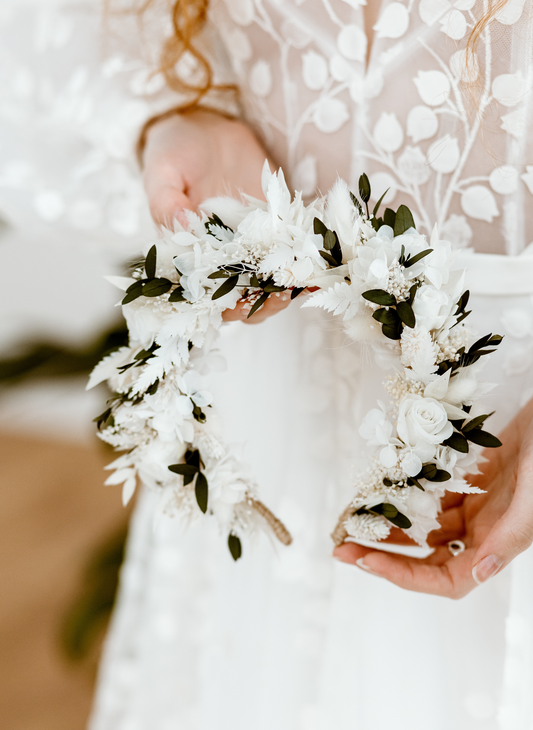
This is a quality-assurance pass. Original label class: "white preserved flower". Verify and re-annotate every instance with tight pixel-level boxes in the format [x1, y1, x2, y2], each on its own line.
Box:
[400, 326, 438, 382]
[397, 394, 453, 449]
[344, 512, 391, 541]
[412, 284, 452, 330]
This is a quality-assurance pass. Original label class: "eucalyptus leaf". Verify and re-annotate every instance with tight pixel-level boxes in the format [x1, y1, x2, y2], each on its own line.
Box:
[462, 413, 493, 433]
[383, 208, 396, 229]
[407, 477, 425, 491]
[313, 217, 327, 236]
[207, 213, 233, 232]
[350, 191, 364, 216]
[145, 245, 157, 280]
[142, 278, 172, 297]
[404, 249, 432, 268]
[93, 408, 112, 430]
[228, 533, 242, 561]
[387, 511, 412, 529]
[382, 324, 402, 340]
[455, 290, 470, 315]
[372, 308, 399, 326]
[372, 502, 412, 529]
[324, 230, 337, 251]
[396, 300, 416, 328]
[372, 189, 390, 217]
[207, 271, 230, 280]
[319, 249, 339, 267]
[359, 173, 371, 204]
[185, 449, 201, 470]
[393, 205, 416, 235]
[464, 429, 502, 448]
[195, 472, 209, 514]
[419, 464, 437, 480]
[443, 432, 470, 453]
[146, 380, 159, 396]
[248, 291, 270, 318]
[469, 333, 494, 352]
[168, 463, 199, 476]
[122, 280, 144, 305]
[362, 289, 396, 306]
[212, 275, 239, 300]
[169, 287, 186, 302]
[263, 283, 286, 293]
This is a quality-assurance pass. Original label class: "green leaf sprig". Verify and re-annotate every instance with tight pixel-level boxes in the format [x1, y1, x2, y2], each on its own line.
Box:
[168, 448, 209, 514]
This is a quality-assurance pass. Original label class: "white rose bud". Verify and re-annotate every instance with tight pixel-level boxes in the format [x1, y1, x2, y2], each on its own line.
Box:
[397, 394, 453, 448]
[412, 285, 450, 331]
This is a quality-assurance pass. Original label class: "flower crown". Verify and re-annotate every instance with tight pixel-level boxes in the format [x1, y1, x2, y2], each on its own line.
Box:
[89, 163, 502, 559]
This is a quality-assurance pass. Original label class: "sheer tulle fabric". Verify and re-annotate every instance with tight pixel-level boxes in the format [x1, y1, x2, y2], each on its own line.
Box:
[1, 1, 533, 728]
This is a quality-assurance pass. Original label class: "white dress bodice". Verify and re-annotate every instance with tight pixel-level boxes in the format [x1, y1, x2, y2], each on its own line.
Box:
[211, 0, 533, 255]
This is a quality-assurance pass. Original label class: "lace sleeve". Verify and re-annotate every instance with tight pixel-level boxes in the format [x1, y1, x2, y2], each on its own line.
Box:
[0, 0, 237, 247]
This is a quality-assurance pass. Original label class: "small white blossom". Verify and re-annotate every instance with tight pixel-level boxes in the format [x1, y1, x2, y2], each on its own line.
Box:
[344, 512, 391, 541]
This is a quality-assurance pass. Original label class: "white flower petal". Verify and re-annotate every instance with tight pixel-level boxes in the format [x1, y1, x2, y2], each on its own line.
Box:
[380, 445, 398, 468]
[293, 155, 317, 197]
[122, 475, 137, 506]
[401, 451, 423, 476]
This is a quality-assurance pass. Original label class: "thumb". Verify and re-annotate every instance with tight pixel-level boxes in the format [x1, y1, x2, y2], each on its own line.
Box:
[472, 463, 533, 584]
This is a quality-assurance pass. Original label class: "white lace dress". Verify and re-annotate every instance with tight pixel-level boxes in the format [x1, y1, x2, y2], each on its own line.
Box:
[1, 1, 533, 728]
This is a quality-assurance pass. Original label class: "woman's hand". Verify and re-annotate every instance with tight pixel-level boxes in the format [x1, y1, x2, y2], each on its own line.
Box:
[333, 397, 533, 599]
[142, 108, 291, 324]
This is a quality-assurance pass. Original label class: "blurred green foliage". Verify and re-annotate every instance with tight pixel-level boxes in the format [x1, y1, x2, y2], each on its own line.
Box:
[60, 523, 128, 661]
[0, 322, 130, 663]
[0, 323, 128, 386]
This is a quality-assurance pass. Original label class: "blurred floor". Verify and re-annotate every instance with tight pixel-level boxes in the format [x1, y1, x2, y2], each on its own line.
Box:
[0, 432, 128, 730]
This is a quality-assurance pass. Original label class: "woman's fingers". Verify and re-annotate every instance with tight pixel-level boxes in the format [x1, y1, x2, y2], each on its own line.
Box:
[427, 506, 465, 546]
[472, 485, 533, 583]
[142, 160, 194, 227]
[334, 542, 478, 598]
[222, 293, 291, 324]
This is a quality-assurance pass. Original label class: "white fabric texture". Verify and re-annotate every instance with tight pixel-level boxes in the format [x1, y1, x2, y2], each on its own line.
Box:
[1, 1, 533, 729]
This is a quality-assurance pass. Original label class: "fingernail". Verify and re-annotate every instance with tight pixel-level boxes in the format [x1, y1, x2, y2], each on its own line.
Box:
[356, 558, 383, 578]
[472, 555, 503, 584]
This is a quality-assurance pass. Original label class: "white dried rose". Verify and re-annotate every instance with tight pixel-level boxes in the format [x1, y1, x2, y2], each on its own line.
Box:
[397, 394, 453, 448]
[412, 285, 451, 331]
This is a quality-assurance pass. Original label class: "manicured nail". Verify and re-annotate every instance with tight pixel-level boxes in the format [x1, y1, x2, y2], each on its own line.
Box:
[356, 558, 382, 577]
[472, 555, 503, 584]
